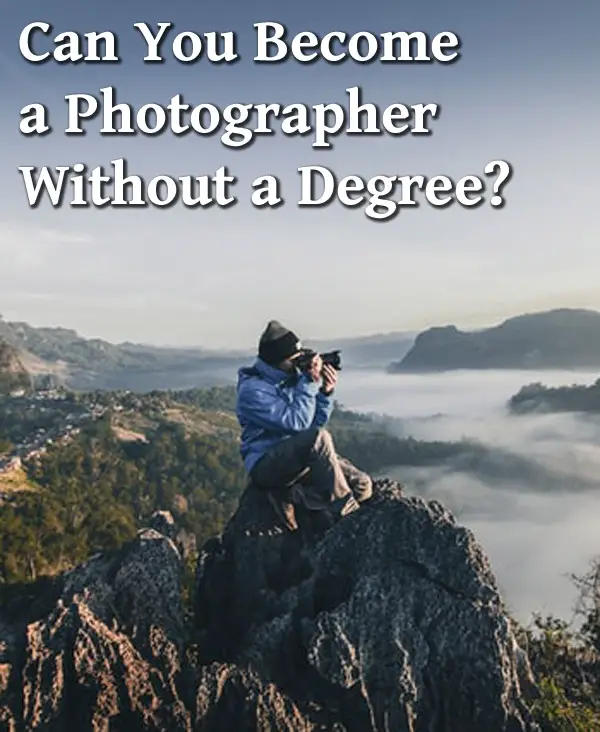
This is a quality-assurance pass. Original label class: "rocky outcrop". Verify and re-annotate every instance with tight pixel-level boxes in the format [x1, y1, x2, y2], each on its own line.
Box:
[0, 511, 314, 731]
[0, 512, 192, 730]
[0, 339, 30, 395]
[1, 482, 539, 731]
[196, 479, 538, 731]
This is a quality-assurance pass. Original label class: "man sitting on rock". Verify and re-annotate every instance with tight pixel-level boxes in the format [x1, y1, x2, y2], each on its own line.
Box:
[236, 320, 373, 531]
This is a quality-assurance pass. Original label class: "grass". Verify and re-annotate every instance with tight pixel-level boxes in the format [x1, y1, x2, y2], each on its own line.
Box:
[0, 466, 39, 493]
[113, 403, 240, 441]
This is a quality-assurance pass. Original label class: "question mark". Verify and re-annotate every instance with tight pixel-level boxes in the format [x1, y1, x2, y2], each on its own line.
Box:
[484, 160, 512, 207]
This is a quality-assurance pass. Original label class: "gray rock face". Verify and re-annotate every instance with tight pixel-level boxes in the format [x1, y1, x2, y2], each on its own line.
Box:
[0, 512, 309, 731]
[0, 514, 192, 731]
[0, 338, 30, 394]
[195, 479, 538, 732]
[1, 480, 539, 731]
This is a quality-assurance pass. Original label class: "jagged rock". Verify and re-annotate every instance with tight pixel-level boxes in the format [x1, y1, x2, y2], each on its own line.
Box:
[0, 513, 193, 731]
[0, 512, 318, 732]
[21, 599, 191, 731]
[149, 510, 197, 562]
[195, 479, 539, 731]
[193, 662, 324, 731]
[1, 482, 540, 731]
[0, 618, 17, 731]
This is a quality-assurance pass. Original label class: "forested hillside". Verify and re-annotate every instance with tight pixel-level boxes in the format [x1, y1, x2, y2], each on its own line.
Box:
[0, 384, 507, 585]
[509, 378, 600, 414]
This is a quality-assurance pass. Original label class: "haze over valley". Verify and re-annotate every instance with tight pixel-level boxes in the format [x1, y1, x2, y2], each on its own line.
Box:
[335, 367, 600, 622]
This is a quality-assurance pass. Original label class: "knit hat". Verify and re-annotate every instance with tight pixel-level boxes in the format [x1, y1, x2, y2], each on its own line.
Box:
[258, 320, 303, 366]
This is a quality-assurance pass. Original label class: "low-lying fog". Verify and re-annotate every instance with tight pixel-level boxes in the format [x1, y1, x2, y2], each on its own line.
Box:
[335, 368, 600, 625]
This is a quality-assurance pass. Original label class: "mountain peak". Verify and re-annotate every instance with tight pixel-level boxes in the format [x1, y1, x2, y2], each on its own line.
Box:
[390, 308, 600, 372]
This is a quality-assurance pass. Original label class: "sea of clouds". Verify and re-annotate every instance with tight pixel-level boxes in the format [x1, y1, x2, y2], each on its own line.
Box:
[336, 368, 600, 624]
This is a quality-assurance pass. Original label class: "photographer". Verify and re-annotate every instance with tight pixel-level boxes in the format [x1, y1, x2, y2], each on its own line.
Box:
[236, 320, 373, 531]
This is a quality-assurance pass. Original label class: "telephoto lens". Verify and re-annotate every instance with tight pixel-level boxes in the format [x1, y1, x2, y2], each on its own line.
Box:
[321, 350, 342, 371]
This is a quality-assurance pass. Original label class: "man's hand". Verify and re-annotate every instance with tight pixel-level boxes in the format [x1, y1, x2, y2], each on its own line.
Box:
[321, 363, 338, 395]
[307, 354, 323, 382]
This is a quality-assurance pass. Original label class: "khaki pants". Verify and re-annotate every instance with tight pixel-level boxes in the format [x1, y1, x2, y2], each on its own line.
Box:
[250, 427, 373, 509]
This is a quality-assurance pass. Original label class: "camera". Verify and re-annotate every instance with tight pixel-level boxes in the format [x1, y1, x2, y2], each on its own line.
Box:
[294, 349, 342, 372]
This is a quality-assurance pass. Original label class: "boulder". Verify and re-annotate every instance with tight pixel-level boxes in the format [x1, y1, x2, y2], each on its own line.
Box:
[195, 479, 538, 731]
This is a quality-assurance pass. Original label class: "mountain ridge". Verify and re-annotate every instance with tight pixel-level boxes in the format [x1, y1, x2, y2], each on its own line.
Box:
[0, 317, 247, 392]
[0, 316, 416, 390]
[4, 306, 600, 390]
[389, 308, 600, 372]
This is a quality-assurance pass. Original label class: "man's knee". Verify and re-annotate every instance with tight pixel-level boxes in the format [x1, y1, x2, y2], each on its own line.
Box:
[312, 427, 335, 453]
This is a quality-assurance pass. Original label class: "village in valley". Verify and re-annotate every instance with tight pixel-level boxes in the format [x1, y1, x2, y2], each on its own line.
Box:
[0, 379, 235, 506]
[0, 387, 109, 485]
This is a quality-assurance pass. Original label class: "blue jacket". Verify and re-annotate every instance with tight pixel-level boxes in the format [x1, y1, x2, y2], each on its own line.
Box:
[236, 357, 334, 474]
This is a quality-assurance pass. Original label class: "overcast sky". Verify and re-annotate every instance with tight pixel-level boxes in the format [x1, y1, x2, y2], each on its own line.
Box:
[1, 0, 598, 348]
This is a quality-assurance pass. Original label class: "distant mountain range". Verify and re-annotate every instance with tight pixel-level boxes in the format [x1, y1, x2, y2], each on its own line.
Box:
[7, 306, 599, 390]
[0, 317, 415, 391]
[0, 318, 247, 392]
[389, 309, 600, 372]
[307, 331, 415, 368]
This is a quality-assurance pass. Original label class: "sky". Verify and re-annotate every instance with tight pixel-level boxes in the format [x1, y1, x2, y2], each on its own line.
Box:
[0, 0, 599, 348]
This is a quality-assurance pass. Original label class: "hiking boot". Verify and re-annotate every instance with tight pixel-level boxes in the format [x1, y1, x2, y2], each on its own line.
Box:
[331, 493, 361, 519]
[267, 490, 298, 531]
[340, 494, 361, 517]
